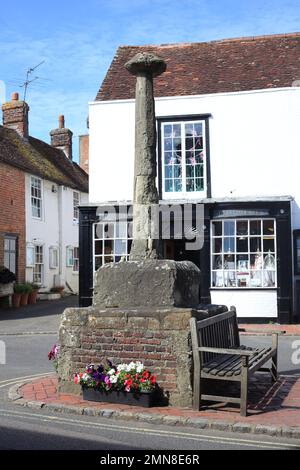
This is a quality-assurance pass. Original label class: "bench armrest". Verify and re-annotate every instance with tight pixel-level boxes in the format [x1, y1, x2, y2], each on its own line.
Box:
[238, 328, 286, 335]
[198, 347, 254, 356]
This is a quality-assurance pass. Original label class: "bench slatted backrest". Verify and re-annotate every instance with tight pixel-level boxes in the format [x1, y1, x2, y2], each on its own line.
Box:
[192, 310, 240, 365]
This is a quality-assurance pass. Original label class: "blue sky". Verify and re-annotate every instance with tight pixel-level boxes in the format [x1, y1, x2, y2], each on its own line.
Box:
[0, 0, 299, 161]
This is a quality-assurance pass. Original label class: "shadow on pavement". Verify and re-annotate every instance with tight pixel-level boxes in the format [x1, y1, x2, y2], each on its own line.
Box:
[0, 296, 79, 321]
[0, 422, 142, 450]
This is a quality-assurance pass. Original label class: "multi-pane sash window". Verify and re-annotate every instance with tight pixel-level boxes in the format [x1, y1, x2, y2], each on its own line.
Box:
[31, 177, 42, 218]
[73, 247, 79, 272]
[4, 237, 16, 274]
[33, 245, 44, 285]
[49, 246, 59, 269]
[93, 221, 132, 271]
[161, 120, 206, 196]
[73, 191, 80, 222]
[211, 219, 277, 288]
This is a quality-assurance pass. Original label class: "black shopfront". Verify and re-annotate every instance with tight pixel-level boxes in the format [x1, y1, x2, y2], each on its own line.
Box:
[79, 197, 295, 324]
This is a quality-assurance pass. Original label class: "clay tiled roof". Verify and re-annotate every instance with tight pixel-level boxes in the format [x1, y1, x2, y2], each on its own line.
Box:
[96, 33, 300, 101]
[0, 126, 88, 192]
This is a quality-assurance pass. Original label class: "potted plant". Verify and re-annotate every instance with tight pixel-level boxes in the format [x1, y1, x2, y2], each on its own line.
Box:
[50, 285, 65, 296]
[13, 283, 24, 308]
[28, 283, 39, 304]
[19, 283, 32, 306]
[74, 360, 158, 407]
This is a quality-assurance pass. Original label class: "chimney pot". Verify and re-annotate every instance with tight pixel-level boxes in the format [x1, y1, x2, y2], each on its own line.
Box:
[11, 92, 19, 101]
[59, 115, 65, 128]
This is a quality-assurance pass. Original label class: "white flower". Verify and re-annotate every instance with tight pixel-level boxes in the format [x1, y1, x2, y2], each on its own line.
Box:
[82, 373, 90, 382]
[136, 363, 144, 374]
[117, 364, 127, 372]
[126, 362, 136, 372]
[108, 368, 116, 375]
[110, 375, 118, 384]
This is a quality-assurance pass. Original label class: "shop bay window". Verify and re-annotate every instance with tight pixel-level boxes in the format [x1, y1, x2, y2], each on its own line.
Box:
[211, 219, 277, 288]
[93, 221, 132, 271]
[161, 120, 206, 196]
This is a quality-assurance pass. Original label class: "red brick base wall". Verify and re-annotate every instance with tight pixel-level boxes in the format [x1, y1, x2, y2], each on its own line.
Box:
[58, 307, 202, 407]
[0, 163, 25, 281]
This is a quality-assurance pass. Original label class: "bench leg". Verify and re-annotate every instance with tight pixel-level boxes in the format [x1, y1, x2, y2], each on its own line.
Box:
[271, 335, 278, 382]
[193, 369, 201, 411]
[240, 356, 249, 417]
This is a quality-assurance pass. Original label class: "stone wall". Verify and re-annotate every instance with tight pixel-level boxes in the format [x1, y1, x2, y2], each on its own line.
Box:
[58, 304, 226, 407]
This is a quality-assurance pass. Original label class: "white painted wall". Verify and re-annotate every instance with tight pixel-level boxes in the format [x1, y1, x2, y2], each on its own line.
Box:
[25, 174, 88, 293]
[89, 87, 300, 223]
[210, 290, 277, 318]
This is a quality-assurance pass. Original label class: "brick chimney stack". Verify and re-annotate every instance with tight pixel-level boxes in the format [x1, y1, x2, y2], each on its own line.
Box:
[2, 92, 30, 139]
[50, 115, 73, 159]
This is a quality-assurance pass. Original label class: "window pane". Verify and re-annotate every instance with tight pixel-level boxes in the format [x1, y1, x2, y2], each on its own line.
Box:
[212, 255, 223, 269]
[186, 179, 194, 192]
[9, 239, 16, 251]
[263, 220, 275, 235]
[237, 256, 249, 270]
[212, 271, 224, 287]
[263, 237, 275, 252]
[163, 124, 172, 138]
[224, 237, 234, 253]
[224, 254, 235, 270]
[250, 271, 262, 287]
[224, 271, 237, 287]
[237, 237, 248, 252]
[195, 179, 204, 191]
[236, 221, 248, 236]
[116, 222, 127, 238]
[115, 239, 127, 254]
[212, 237, 222, 253]
[95, 223, 103, 239]
[250, 237, 261, 252]
[165, 179, 173, 192]
[95, 257, 102, 270]
[212, 221, 222, 237]
[4, 239, 10, 251]
[4, 252, 10, 270]
[94, 240, 103, 255]
[104, 240, 113, 254]
[250, 220, 261, 235]
[224, 221, 234, 236]
[174, 179, 182, 192]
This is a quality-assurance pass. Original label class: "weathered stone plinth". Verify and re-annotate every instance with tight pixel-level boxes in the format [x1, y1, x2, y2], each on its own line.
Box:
[58, 304, 227, 407]
[93, 260, 201, 309]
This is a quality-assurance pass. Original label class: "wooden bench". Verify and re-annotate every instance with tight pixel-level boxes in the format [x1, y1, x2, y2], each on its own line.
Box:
[190, 308, 283, 416]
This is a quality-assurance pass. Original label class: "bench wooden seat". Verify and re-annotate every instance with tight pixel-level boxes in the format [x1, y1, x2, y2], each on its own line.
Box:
[190, 308, 281, 416]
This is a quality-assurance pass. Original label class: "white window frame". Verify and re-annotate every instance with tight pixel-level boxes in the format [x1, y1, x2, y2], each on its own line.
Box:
[161, 120, 207, 199]
[49, 246, 59, 269]
[210, 218, 277, 289]
[93, 221, 132, 273]
[33, 245, 44, 285]
[73, 191, 80, 223]
[31, 176, 43, 219]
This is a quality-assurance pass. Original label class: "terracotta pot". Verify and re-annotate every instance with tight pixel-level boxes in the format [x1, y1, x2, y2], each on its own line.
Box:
[28, 290, 38, 304]
[20, 293, 29, 306]
[12, 292, 22, 308]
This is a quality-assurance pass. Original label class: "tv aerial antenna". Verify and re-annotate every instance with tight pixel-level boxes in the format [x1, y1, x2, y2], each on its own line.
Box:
[20, 60, 46, 101]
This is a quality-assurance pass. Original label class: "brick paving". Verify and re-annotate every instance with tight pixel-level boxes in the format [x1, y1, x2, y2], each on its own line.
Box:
[15, 373, 300, 433]
[239, 324, 300, 336]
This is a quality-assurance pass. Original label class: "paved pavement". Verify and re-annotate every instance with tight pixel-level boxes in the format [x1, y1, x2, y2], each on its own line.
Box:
[0, 295, 78, 335]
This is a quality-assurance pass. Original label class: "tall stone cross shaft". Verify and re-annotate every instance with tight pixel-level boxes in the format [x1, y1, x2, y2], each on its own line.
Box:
[125, 52, 166, 260]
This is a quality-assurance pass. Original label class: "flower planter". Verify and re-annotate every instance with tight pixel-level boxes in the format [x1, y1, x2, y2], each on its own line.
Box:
[82, 387, 156, 407]
[20, 293, 29, 306]
[28, 290, 38, 304]
[12, 292, 22, 308]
